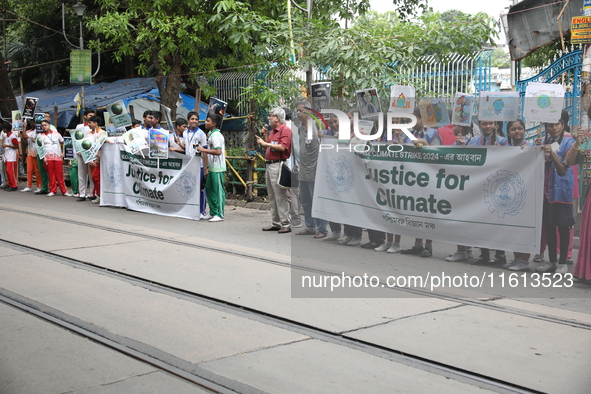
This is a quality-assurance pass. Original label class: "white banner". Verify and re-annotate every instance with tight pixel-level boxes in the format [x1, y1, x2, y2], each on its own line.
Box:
[313, 144, 545, 254]
[100, 144, 201, 220]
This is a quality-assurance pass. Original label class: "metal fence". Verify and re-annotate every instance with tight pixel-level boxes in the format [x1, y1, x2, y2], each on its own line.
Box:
[212, 50, 492, 116]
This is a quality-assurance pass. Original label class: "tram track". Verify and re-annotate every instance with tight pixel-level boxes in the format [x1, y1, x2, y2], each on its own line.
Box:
[0, 236, 552, 393]
[2, 205, 590, 332]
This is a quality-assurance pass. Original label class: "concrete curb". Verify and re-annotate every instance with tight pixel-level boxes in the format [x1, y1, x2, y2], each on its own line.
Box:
[226, 199, 270, 211]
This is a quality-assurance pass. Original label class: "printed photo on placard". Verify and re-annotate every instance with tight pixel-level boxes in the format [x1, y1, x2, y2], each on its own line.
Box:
[12, 110, 23, 133]
[149, 128, 169, 159]
[523, 82, 565, 123]
[451, 93, 474, 126]
[34, 113, 45, 133]
[208, 97, 227, 118]
[478, 91, 519, 121]
[23, 97, 39, 119]
[389, 85, 415, 113]
[356, 88, 381, 118]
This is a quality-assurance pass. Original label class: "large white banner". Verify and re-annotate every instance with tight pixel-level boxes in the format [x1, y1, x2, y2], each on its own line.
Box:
[313, 144, 545, 254]
[100, 144, 201, 220]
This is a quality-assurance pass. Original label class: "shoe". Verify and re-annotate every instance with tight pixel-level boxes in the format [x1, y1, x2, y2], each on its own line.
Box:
[471, 256, 496, 265]
[262, 225, 281, 231]
[296, 229, 315, 235]
[401, 245, 424, 255]
[46, 192, 55, 197]
[64, 192, 73, 197]
[346, 237, 361, 246]
[508, 259, 532, 271]
[313, 233, 327, 239]
[324, 233, 341, 242]
[555, 264, 569, 274]
[533, 254, 543, 263]
[88, 196, 97, 201]
[21, 187, 31, 192]
[91, 196, 100, 204]
[6, 187, 17, 191]
[466, 251, 474, 261]
[35, 190, 49, 195]
[387, 243, 401, 253]
[445, 252, 468, 262]
[374, 242, 392, 252]
[0, 184, 7, 189]
[503, 259, 518, 269]
[209, 216, 224, 222]
[278, 227, 291, 234]
[291, 221, 303, 228]
[493, 255, 507, 265]
[536, 262, 557, 273]
[72, 193, 79, 197]
[76, 197, 87, 202]
[200, 213, 212, 220]
[34, 188, 42, 193]
[420, 247, 432, 257]
[361, 241, 380, 249]
[337, 236, 351, 245]
[566, 259, 573, 265]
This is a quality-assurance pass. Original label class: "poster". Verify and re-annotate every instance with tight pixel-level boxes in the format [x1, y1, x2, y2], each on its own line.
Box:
[63, 137, 74, 160]
[149, 128, 169, 159]
[419, 99, 449, 128]
[69, 128, 107, 164]
[208, 97, 227, 118]
[34, 113, 45, 133]
[523, 82, 565, 123]
[451, 93, 474, 126]
[356, 88, 381, 118]
[123, 129, 149, 154]
[389, 85, 415, 113]
[23, 97, 39, 119]
[11, 110, 23, 133]
[478, 91, 519, 121]
[35, 135, 46, 160]
[161, 104, 174, 132]
[106, 100, 132, 129]
[311, 82, 331, 111]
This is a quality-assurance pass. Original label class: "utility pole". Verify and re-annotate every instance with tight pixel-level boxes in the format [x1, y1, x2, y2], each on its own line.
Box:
[290, 0, 313, 96]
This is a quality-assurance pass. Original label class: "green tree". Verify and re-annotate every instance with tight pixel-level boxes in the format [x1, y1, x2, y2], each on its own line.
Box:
[491, 48, 511, 68]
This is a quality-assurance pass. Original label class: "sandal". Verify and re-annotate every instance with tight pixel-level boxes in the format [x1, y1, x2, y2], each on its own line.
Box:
[533, 254, 543, 262]
[419, 248, 432, 257]
[313, 233, 327, 239]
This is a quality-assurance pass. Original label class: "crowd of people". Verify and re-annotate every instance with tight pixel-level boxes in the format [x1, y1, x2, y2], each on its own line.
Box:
[255, 103, 591, 282]
[2, 102, 591, 282]
[0, 109, 226, 222]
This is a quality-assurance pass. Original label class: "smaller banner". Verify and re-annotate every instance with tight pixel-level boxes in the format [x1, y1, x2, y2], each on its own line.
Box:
[311, 82, 332, 111]
[478, 91, 519, 121]
[523, 82, 565, 123]
[149, 128, 169, 159]
[100, 144, 201, 220]
[70, 49, 91, 84]
[11, 110, 23, 133]
[451, 93, 474, 126]
[63, 137, 74, 160]
[389, 85, 415, 113]
[23, 98, 39, 119]
[571, 16, 591, 43]
[106, 100, 132, 129]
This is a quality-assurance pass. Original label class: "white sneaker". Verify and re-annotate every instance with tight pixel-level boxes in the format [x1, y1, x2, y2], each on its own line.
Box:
[346, 237, 361, 246]
[46, 192, 55, 197]
[445, 252, 468, 262]
[209, 216, 224, 222]
[337, 236, 351, 245]
[64, 192, 73, 197]
[323, 233, 341, 242]
[509, 260, 532, 271]
[374, 242, 392, 252]
[73, 193, 79, 197]
[91, 196, 100, 204]
[200, 213, 212, 220]
[34, 188, 42, 193]
[555, 264, 568, 274]
[535, 262, 557, 273]
[387, 243, 401, 253]
[21, 187, 31, 192]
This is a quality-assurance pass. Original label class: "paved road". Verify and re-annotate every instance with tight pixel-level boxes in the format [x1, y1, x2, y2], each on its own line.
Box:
[1, 191, 590, 393]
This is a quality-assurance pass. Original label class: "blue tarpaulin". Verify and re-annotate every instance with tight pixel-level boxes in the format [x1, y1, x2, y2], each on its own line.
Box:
[16, 77, 207, 128]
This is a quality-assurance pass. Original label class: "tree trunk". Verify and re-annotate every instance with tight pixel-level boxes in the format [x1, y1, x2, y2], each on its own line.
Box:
[0, 52, 18, 120]
[153, 52, 183, 123]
